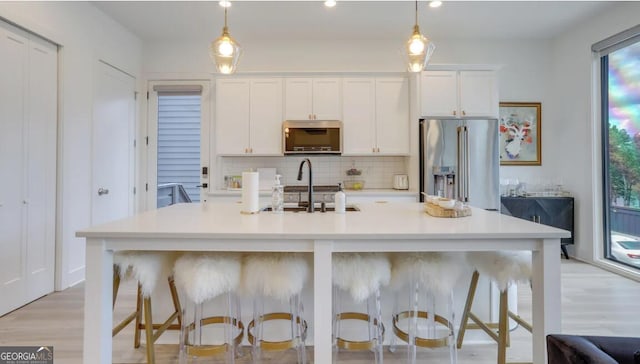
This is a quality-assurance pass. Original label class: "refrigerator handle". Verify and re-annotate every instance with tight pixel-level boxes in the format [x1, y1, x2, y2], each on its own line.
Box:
[457, 126, 470, 202]
[463, 126, 470, 202]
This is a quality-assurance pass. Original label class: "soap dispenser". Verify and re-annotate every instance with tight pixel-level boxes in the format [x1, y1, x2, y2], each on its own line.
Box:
[335, 182, 346, 214]
[271, 174, 284, 214]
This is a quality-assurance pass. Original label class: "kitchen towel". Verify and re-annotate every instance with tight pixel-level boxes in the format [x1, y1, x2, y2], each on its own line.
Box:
[242, 171, 260, 214]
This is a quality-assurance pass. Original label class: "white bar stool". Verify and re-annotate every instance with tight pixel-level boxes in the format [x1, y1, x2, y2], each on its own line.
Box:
[173, 252, 244, 363]
[390, 252, 469, 364]
[112, 251, 182, 364]
[242, 253, 309, 364]
[332, 253, 390, 364]
[457, 251, 533, 364]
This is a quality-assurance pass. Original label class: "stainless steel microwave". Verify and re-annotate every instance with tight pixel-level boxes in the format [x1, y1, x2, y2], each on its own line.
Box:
[283, 120, 342, 155]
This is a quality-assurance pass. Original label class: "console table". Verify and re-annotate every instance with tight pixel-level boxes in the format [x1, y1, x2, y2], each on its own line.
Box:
[501, 196, 574, 259]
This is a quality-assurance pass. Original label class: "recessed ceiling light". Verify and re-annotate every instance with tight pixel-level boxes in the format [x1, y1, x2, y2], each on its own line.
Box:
[219, 0, 232, 8]
[324, 0, 337, 8]
[429, 1, 442, 8]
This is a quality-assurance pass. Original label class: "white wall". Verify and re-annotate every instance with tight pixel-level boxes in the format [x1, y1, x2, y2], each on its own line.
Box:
[0, 2, 142, 289]
[549, 2, 640, 269]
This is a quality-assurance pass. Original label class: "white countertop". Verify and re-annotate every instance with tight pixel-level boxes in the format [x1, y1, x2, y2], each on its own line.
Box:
[208, 188, 416, 197]
[77, 201, 569, 241]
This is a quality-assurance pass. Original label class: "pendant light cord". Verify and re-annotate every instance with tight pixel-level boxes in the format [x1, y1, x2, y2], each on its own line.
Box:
[415, 0, 418, 26]
[224, 7, 228, 28]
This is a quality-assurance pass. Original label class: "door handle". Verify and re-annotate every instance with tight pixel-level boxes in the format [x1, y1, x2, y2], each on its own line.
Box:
[98, 188, 109, 196]
[196, 183, 208, 188]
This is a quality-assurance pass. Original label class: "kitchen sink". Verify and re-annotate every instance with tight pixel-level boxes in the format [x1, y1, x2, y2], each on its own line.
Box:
[261, 205, 360, 213]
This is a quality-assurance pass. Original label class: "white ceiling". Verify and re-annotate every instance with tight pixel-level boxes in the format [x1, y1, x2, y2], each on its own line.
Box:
[93, 1, 613, 43]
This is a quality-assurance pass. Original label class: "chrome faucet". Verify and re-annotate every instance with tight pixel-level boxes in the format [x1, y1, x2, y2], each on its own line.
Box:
[297, 158, 314, 213]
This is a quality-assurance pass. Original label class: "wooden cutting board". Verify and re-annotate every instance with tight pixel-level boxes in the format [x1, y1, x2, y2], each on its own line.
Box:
[424, 202, 472, 218]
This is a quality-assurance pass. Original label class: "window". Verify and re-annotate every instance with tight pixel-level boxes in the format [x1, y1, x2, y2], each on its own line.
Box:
[596, 26, 640, 269]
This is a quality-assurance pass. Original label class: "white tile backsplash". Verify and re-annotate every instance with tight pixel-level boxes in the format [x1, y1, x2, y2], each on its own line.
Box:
[219, 156, 408, 189]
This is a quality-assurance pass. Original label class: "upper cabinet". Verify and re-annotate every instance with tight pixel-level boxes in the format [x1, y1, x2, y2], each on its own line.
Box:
[342, 77, 409, 155]
[284, 78, 341, 120]
[216, 78, 283, 155]
[421, 70, 498, 118]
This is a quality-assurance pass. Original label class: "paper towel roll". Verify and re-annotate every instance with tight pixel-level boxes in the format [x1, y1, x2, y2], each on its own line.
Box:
[242, 171, 260, 214]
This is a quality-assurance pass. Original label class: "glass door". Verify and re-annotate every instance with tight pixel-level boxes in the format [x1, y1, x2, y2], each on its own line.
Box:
[147, 81, 210, 209]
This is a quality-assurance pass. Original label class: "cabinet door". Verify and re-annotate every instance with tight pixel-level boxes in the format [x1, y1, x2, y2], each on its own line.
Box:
[284, 78, 313, 120]
[536, 198, 574, 244]
[459, 71, 498, 118]
[342, 78, 375, 155]
[420, 71, 457, 117]
[249, 78, 283, 155]
[500, 197, 537, 222]
[375, 77, 409, 155]
[312, 78, 341, 120]
[216, 79, 250, 154]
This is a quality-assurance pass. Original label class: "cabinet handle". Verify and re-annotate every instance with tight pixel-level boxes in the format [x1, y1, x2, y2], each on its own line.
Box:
[377, 148, 380, 153]
[453, 110, 457, 116]
[462, 110, 466, 116]
[250, 148, 253, 153]
[532, 215, 536, 223]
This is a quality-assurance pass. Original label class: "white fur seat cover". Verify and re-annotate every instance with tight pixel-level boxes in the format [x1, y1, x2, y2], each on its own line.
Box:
[390, 252, 469, 295]
[173, 252, 241, 305]
[114, 251, 177, 297]
[241, 253, 309, 302]
[332, 253, 391, 302]
[466, 251, 532, 291]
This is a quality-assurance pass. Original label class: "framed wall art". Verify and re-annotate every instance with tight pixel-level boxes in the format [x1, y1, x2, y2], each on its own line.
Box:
[499, 102, 542, 166]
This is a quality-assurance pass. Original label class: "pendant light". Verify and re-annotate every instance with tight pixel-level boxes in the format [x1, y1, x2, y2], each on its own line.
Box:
[211, 6, 242, 74]
[406, 0, 435, 73]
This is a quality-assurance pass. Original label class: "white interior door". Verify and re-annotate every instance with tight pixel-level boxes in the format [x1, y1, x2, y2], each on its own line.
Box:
[91, 61, 135, 225]
[0, 24, 28, 315]
[0, 21, 57, 315]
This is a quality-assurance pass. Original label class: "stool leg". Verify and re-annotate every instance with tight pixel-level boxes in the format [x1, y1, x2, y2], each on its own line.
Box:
[291, 293, 306, 364]
[234, 292, 244, 358]
[332, 285, 340, 362]
[447, 290, 458, 364]
[497, 290, 509, 364]
[143, 297, 156, 364]
[134, 284, 143, 348]
[367, 289, 383, 364]
[457, 271, 479, 349]
[168, 276, 183, 327]
[425, 289, 436, 341]
[388, 293, 399, 353]
[194, 302, 203, 348]
[225, 291, 236, 364]
[178, 307, 187, 364]
[112, 266, 120, 309]
[252, 294, 263, 363]
[407, 275, 418, 364]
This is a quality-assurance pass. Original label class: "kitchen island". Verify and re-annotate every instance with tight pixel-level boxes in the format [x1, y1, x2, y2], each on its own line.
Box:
[76, 201, 569, 364]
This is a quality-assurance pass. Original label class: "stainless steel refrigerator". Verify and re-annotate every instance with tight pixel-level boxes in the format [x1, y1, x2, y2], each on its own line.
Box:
[419, 118, 500, 211]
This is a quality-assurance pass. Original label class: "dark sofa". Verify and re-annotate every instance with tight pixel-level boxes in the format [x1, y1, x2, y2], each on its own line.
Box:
[547, 334, 640, 364]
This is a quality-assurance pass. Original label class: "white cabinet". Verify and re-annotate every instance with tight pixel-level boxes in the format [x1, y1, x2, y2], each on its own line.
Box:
[421, 70, 498, 118]
[0, 21, 57, 316]
[342, 77, 409, 155]
[216, 78, 283, 155]
[284, 78, 341, 120]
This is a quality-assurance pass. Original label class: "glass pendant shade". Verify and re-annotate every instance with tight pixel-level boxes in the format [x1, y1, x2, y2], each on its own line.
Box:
[211, 7, 241, 74]
[406, 25, 435, 73]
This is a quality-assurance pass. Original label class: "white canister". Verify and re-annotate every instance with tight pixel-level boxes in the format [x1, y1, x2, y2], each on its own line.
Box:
[393, 174, 409, 190]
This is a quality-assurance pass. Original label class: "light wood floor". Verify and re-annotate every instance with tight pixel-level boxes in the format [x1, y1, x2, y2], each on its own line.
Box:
[1, 259, 639, 363]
